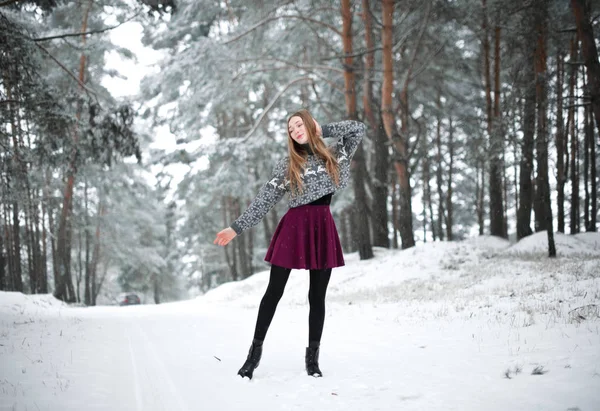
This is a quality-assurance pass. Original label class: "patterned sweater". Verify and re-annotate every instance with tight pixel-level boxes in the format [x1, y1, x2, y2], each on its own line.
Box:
[230, 120, 366, 235]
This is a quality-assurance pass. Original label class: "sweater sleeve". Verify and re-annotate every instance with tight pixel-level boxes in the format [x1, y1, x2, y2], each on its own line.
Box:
[321, 120, 366, 162]
[230, 157, 288, 235]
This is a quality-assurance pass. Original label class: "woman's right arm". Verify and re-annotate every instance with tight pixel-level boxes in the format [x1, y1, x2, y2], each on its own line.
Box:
[229, 157, 289, 235]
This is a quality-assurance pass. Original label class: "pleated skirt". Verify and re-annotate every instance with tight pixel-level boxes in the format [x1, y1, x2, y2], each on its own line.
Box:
[264, 204, 345, 270]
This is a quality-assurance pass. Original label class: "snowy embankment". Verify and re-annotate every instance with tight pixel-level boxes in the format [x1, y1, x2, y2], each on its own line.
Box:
[1, 232, 599, 411]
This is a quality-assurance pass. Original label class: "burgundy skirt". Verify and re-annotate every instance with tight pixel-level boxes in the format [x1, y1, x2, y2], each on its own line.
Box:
[264, 204, 345, 270]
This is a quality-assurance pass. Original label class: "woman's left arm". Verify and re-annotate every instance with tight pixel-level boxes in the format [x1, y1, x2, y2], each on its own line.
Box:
[321, 120, 366, 161]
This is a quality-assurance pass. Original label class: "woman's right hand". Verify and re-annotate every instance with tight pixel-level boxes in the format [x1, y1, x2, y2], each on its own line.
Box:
[214, 227, 237, 246]
[313, 118, 322, 137]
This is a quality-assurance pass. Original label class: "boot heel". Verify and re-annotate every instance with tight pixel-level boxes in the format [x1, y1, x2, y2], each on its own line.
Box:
[238, 342, 263, 380]
[305, 346, 323, 377]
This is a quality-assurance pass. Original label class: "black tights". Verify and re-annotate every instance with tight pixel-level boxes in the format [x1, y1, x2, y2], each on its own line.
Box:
[253, 264, 332, 344]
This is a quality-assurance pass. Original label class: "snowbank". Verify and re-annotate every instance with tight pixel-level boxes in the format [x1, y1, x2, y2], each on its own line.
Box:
[501, 231, 600, 258]
[0, 292, 66, 317]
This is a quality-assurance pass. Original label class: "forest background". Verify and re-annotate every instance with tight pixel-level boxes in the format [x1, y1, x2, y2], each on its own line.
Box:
[1, 0, 599, 305]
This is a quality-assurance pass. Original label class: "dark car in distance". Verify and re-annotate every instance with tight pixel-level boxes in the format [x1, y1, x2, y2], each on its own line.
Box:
[119, 293, 141, 306]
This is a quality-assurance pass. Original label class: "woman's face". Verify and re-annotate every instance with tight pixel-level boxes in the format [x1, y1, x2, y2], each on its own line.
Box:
[288, 116, 309, 144]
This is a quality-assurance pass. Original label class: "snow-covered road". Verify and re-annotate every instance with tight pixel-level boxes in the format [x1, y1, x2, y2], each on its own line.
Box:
[2, 298, 599, 411]
[2, 233, 600, 410]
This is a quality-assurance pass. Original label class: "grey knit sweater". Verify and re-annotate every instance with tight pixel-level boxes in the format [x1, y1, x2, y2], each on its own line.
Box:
[230, 120, 366, 235]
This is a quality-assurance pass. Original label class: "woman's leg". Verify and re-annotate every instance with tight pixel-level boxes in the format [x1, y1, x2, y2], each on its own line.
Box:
[253, 264, 292, 342]
[308, 268, 332, 344]
[239, 264, 292, 379]
[305, 268, 332, 377]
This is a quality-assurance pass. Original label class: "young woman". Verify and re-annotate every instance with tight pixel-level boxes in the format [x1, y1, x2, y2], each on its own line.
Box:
[214, 109, 366, 379]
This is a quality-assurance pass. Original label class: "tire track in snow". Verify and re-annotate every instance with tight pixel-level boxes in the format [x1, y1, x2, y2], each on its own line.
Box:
[134, 321, 190, 411]
[126, 330, 144, 411]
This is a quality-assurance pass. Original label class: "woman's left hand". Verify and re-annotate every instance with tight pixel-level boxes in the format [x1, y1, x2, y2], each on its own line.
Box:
[214, 227, 237, 246]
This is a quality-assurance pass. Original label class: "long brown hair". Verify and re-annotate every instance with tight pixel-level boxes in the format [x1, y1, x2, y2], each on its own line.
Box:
[286, 109, 340, 196]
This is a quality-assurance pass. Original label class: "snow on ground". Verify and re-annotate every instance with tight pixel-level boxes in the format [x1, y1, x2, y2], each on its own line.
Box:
[1, 232, 599, 411]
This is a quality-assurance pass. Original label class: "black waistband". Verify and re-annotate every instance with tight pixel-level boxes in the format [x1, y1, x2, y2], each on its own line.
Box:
[308, 193, 333, 205]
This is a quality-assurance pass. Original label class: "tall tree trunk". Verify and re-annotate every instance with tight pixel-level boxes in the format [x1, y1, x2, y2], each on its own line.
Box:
[435, 92, 445, 241]
[571, 0, 600, 142]
[481, 0, 492, 238]
[496, 30, 508, 239]
[225, 197, 238, 281]
[342, 0, 373, 259]
[92, 260, 110, 306]
[446, 116, 454, 240]
[32, 191, 44, 293]
[391, 173, 399, 249]
[2, 219, 8, 290]
[570, 38, 580, 234]
[362, 0, 377, 130]
[556, 49, 566, 233]
[45, 171, 58, 293]
[4, 208, 14, 290]
[512, 102, 520, 228]
[21, 118, 39, 294]
[40, 193, 48, 294]
[585, 67, 597, 232]
[371, 122, 390, 247]
[485, 0, 506, 238]
[6, 84, 23, 292]
[590, 100, 597, 231]
[153, 274, 160, 304]
[0, 230, 5, 290]
[25, 203, 34, 293]
[88, 201, 104, 306]
[534, 0, 555, 256]
[584, 85, 590, 231]
[422, 132, 435, 241]
[55, 0, 93, 302]
[11, 204, 22, 291]
[84, 177, 91, 305]
[382, 0, 415, 248]
[363, 0, 388, 248]
[476, 160, 485, 235]
[77, 224, 83, 303]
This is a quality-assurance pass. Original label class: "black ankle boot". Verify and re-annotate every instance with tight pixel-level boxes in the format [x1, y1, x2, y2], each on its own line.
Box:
[238, 342, 263, 380]
[305, 346, 323, 377]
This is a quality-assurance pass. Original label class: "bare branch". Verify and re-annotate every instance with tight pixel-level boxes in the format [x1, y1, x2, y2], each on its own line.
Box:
[556, 27, 579, 33]
[223, 15, 342, 45]
[0, 99, 23, 105]
[564, 103, 591, 109]
[409, 40, 448, 84]
[320, 46, 384, 61]
[229, 58, 344, 95]
[31, 11, 141, 42]
[242, 77, 314, 142]
[311, 84, 336, 120]
[35, 43, 100, 101]
[228, 57, 345, 74]
[402, 2, 432, 87]
[0, 0, 19, 7]
[309, 71, 345, 94]
[232, 66, 299, 81]
[271, 57, 345, 74]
